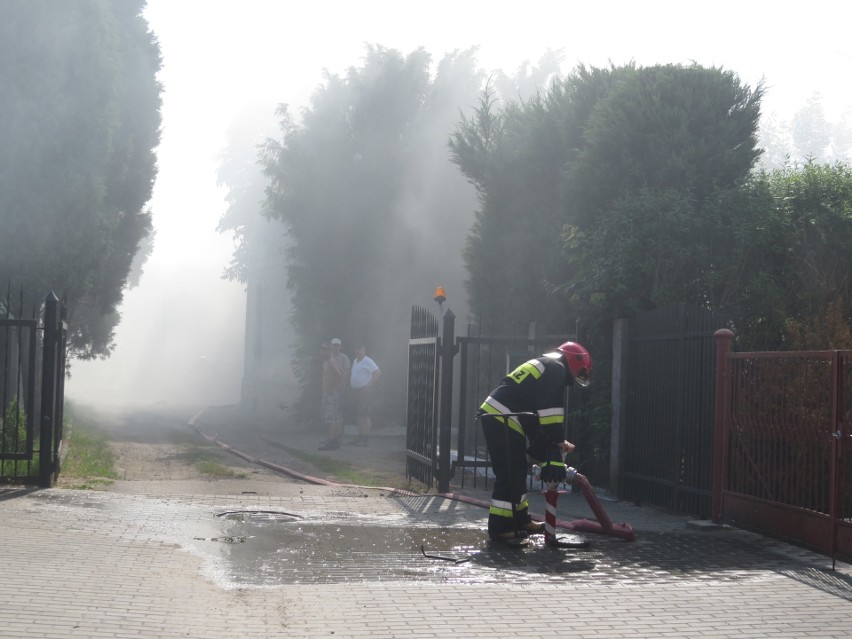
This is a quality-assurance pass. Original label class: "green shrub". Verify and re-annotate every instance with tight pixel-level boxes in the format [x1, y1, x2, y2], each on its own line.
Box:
[1, 397, 27, 454]
[0, 397, 38, 478]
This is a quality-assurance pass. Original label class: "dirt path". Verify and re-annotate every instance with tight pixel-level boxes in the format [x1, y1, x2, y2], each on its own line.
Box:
[60, 403, 302, 496]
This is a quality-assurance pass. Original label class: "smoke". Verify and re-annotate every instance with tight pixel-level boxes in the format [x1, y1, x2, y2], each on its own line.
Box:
[65, 0, 852, 413]
[66, 91, 251, 407]
[68, 257, 245, 407]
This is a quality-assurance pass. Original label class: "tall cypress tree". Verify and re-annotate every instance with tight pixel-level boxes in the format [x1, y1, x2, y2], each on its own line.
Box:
[0, 0, 162, 358]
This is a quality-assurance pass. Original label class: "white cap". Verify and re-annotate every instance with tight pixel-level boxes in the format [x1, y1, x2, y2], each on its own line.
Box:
[331, 338, 342, 345]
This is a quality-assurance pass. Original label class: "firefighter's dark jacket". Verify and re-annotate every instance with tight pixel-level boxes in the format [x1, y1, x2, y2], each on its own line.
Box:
[479, 354, 567, 461]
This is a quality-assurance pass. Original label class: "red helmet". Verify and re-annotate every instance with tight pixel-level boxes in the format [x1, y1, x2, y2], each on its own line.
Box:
[555, 341, 592, 387]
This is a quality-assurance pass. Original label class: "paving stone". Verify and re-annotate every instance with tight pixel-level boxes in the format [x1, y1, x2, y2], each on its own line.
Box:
[3, 410, 852, 638]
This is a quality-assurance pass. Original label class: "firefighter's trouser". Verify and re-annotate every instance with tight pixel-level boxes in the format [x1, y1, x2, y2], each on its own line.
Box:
[479, 410, 531, 537]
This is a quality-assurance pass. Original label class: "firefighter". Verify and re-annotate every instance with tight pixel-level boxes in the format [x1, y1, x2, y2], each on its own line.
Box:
[478, 341, 592, 542]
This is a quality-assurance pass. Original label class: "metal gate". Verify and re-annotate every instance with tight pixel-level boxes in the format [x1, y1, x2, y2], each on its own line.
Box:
[0, 290, 67, 487]
[405, 305, 440, 486]
[405, 302, 576, 491]
[619, 304, 729, 516]
[452, 332, 577, 490]
[713, 333, 852, 560]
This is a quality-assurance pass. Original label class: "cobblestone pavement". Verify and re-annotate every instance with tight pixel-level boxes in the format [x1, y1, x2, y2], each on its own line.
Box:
[2, 406, 852, 638]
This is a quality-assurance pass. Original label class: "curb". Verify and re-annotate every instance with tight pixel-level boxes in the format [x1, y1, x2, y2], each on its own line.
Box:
[188, 408, 597, 531]
[192, 423, 338, 486]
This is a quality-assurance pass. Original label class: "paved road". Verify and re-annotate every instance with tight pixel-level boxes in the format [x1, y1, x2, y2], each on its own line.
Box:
[1, 404, 851, 638]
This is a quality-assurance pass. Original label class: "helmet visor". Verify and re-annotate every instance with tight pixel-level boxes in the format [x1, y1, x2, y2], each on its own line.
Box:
[572, 367, 591, 387]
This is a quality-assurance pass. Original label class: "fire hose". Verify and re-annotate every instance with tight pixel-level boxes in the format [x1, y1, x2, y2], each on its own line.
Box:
[481, 411, 635, 546]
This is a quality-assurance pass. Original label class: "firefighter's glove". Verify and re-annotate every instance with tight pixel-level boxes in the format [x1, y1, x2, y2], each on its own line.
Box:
[539, 459, 568, 485]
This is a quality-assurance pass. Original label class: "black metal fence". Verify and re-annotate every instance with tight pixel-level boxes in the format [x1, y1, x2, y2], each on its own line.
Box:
[452, 331, 578, 491]
[618, 303, 729, 517]
[405, 304, 576, 492]
[0, 289, 67, 487]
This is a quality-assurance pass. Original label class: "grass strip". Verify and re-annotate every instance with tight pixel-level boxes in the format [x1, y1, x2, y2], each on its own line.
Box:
[61, 422, 119, 489]
[177, 446, 248, 478]
[194, 456, 247, 478]
[280, 445, 428, 493]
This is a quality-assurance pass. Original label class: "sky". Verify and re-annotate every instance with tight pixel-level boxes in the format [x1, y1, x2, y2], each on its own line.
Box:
[66, 0, 852, 406]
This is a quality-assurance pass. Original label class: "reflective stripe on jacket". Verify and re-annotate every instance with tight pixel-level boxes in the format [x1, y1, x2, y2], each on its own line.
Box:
[479, 355, 567, 441]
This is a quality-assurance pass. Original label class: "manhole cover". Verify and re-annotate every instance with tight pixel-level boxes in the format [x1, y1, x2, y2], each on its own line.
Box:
[216, 510, 302, 524]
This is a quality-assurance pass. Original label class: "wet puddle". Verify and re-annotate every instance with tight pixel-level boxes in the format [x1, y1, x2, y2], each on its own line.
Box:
[206, 515, 483, 585]
[197, 509, 598, 587]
